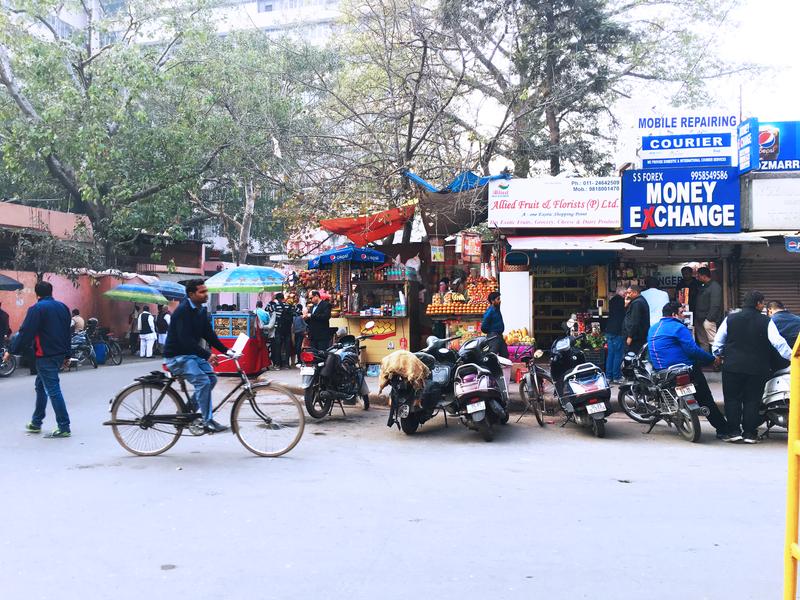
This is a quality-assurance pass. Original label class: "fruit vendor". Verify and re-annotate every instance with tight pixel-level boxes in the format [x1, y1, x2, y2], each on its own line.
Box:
[481, 291, 508, 358]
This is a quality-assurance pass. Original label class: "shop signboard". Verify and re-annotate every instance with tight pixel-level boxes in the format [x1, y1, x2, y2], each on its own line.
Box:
[622, 167, 741, 234]
[488, 177, 620, 228]
[758, 121, 800, 172]
[738, 117, 760, 174]
[636, 112, 738, 168]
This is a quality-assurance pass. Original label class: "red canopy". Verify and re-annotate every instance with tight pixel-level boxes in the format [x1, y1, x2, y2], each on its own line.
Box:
[320, 203, 415, 246]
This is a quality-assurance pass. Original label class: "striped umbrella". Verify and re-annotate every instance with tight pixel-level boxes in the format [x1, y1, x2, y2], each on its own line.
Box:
[148, 280, 186, 301]
[203, 265, 284, 293]
[104, 283, 169, 305]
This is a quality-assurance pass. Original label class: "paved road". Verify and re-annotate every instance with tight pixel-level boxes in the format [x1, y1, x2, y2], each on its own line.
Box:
[0, 360, 788, 599]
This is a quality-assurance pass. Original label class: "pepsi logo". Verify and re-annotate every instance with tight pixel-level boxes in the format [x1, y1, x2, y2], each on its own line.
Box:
[759, 129, 776, 149]
[360, 253, 367, 259]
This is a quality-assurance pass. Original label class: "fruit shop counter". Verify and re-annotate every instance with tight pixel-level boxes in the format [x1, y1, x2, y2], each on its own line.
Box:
[210, 311, 270, 375]
[342, 314, 415, 363]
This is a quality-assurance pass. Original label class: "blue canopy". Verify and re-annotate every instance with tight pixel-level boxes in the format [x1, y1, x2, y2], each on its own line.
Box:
[308, 244, 387, 269]
[402, 170, 511, 193]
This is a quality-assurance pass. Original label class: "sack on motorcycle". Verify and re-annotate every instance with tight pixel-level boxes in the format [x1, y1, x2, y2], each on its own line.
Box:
[321, 352, 341, 378]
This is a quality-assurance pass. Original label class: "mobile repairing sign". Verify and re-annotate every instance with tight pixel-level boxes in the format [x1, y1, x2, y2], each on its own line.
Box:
[488, 177, 620, 228]
[622, 167, 740, 234]
[637, 113, 739, 168]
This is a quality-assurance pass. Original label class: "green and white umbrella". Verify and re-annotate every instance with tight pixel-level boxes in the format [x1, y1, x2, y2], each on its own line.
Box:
[203, 265, 284, 293]
[104, 283, 169, 305]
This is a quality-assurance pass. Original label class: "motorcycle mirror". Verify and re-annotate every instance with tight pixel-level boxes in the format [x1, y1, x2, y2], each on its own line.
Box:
[363, 321, 376, 331]
[566, 318, 576, 329]
[426, 335, 438, 346]
[534, 349, 544, 359]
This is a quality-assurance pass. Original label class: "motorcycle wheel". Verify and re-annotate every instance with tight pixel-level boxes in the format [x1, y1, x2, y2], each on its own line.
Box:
[617, 387, 656, 425]
[590, 418, 606, 438]
[400, 413, 420, 435]
[519, 380, 545, 427]
[676, 408, 701, 443]
[0, 354, 16, 377]
[479, 419, 494, 442]
[304, 385, 333, 419]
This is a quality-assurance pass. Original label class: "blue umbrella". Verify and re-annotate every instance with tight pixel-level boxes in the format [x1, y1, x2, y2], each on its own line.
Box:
[308, 244, 386, 269]
[204, 265, 285, 293]
[104, 283, 169, 305]
[149, 280, 186, 301]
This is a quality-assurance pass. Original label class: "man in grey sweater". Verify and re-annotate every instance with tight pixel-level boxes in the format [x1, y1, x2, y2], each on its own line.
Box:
[694, 266, 723, 352]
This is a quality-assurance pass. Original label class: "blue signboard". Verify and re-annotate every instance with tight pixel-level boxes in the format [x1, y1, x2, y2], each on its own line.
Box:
[637, 113, 738, 169]
[759, 121, 800, 172]
[737, 118, 759, 174]
[622, 167, 741, 234]
[786, 237, 800, 253]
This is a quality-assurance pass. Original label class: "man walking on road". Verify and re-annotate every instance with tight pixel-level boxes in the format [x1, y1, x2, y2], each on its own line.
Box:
[3, 281, 72, 437]
[695, 267, 723, 352]
[648, 301, 727, 438]
[163, 279, 233, 433]
[713, 291, 792, 443]
[137, 305, 156, 358]
[623, 285, 650, 353]
[304, 290, 332, 352]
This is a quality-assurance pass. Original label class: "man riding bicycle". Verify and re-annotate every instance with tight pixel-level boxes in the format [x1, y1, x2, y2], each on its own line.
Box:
[163, 279, 233, 433]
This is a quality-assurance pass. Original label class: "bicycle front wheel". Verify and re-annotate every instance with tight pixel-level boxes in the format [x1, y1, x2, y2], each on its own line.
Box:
[111, 383, 183, 456]
[108, 341, 123, 366]
[232, 382, 305, 457]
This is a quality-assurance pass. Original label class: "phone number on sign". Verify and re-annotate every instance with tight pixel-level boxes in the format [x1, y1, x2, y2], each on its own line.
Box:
[690, 170, 729, 181]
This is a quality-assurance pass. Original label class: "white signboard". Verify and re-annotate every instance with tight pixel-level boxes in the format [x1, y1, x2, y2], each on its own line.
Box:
[751, 178, 800, 229]
[488, 177, 621, 228]
[636, 112, 739, 168]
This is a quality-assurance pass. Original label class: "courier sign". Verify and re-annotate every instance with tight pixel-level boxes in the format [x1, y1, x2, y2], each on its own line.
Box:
[622, 167, 741, 234]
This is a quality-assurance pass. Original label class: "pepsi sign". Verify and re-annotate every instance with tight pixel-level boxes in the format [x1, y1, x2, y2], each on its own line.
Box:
[758, 121, 800, 171]
[785, 236, 800, 253]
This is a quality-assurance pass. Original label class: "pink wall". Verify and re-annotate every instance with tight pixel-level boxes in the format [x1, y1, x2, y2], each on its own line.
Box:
[0, 270, 179, 339]
[0, 203, 93, 240]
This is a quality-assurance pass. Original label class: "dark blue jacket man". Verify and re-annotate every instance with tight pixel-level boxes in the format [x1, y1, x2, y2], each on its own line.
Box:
[768, 300, 800, 369]
[481, 291, 508, 358]
[4, 281, 72, 437]
[647, 300, 727, 438]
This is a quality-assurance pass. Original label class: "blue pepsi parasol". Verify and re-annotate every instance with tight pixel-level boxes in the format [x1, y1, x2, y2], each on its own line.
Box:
[308, 244, 386, 269]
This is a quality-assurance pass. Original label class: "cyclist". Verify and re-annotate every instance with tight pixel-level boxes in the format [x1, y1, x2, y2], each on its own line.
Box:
[163, 279, 234, 433]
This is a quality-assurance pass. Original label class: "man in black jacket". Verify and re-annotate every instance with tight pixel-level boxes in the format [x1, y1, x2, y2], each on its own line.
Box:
[304, 290, 332, 351]
[623, 285, 650, 352]
[695, 267, 723, 351]
[270, 293, 294, 369]
[713, 291, 792, 443]
[4, 281, 72, 437]
[163, 279, 232, 433]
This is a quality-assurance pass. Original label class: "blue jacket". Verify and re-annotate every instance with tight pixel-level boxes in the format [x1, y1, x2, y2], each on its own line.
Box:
[10, 296, 71, 358]
[163, 299, 228, 360]
[481, 305, 505, 334]
[647, 317, 714, 370]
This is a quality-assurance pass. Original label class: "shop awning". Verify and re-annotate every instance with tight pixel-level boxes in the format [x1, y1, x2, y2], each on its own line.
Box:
[319, 203, 415, 246]
[508, 235, 643, 252]
[636, 233, 773, 244]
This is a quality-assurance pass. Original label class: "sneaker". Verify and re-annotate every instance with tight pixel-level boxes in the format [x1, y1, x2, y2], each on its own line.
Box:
[721, 434, 743, 443]
[204, 419, 229, 434]
[25, 423, 41, 433]
[742, 436, 759, 444]
[46, 428, 71, 438]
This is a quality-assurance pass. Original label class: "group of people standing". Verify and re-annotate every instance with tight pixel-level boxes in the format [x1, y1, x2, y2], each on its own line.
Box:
[127, 305, 171, 358]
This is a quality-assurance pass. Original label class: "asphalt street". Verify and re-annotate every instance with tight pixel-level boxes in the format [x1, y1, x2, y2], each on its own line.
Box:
[0, 359, 789, 599]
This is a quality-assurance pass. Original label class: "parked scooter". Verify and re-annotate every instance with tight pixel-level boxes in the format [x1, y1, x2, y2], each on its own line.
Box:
[452, 335, 512, 442]
[301, 323, 374, 418]
[618, 347, 707, 442]
[540, 322, 612, 438]
[760, 366, 790, 437]
[384, 335, 461, 434]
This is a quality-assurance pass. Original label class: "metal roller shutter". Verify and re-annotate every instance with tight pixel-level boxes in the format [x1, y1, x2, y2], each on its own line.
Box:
[738, 261, 800, 313]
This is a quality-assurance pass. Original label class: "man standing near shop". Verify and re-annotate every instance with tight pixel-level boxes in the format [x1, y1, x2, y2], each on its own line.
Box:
[767, 300, 800, 368]
[270, 293, 294, 369]
[70, 308, 85, 333]
[137, 305, 157, 358]
[676, 266, 700, 313]
[481, 291, 508, 358]
[623, 285, 650, 352]
[155, 305, 171, 355]
[604, 287, 626, 383]
[695, 267, 723, 352]
[713, 291, 792, 443]
[649, 301, 728, 438]
[641, 277, 670, 326]
[304, 290, 332, 352]
[128, 304, 141, 355]
[4, 281, 72, 437]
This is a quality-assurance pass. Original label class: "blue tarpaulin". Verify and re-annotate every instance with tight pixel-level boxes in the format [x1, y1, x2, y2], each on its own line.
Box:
[402, 170, 510, 193]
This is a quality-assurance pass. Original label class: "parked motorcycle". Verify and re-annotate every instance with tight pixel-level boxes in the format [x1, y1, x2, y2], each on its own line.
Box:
[618, 347, 706, 442]
[385, 335, 461, 435]
[64, 331, 97, 370]
[301, 323, 374, 418]
[0, 341, 16, 377]
[760, 366, 790, 437]
[542, 324, 612, 438]
[452, 335, 512, 442]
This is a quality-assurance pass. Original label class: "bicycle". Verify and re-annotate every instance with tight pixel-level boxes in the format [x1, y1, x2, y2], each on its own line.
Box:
[104, 354, 305, 457]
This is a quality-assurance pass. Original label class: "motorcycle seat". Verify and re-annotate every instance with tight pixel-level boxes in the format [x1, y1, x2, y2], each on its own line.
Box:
[774, 367, 791, 376]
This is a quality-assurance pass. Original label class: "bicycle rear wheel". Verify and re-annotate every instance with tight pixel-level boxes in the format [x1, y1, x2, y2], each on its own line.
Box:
[232, 382, 305, 457]
[107, 341, 123, 366]
[111, 383, 183, 456]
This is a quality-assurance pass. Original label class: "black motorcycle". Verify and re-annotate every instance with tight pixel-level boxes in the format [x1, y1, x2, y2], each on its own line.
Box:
[452, 335, 512, 441]
[541, 325, 612, 438]
[618, 348, 706, 443]
[301, 325, 374, 418]
[0, 340, 16, 377]
[385, 335, 461, 435]
[63, 331, 97, 371]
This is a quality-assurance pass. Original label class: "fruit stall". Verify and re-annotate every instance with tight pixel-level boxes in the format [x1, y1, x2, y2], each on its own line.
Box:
[425, 275, 499, 348]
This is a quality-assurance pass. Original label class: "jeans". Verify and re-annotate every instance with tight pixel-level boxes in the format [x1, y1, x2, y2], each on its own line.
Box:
[165, 355, 218, 422]
[605, 334, 625, 380]
[32, 355, 70, 431]
[294, 333, 306, 363]
[272, 332, 290, 368]
[691, 366, 727, 434]
[722, 370, 768, 438]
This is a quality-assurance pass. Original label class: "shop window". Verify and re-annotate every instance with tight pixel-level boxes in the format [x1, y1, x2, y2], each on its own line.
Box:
[257, 0, 274, 12]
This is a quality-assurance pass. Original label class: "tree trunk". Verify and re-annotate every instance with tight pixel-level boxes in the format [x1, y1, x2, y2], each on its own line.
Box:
[545, 105, 561, 176]
[544, 3, 561, 176]
[237, 181, 258, 265]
